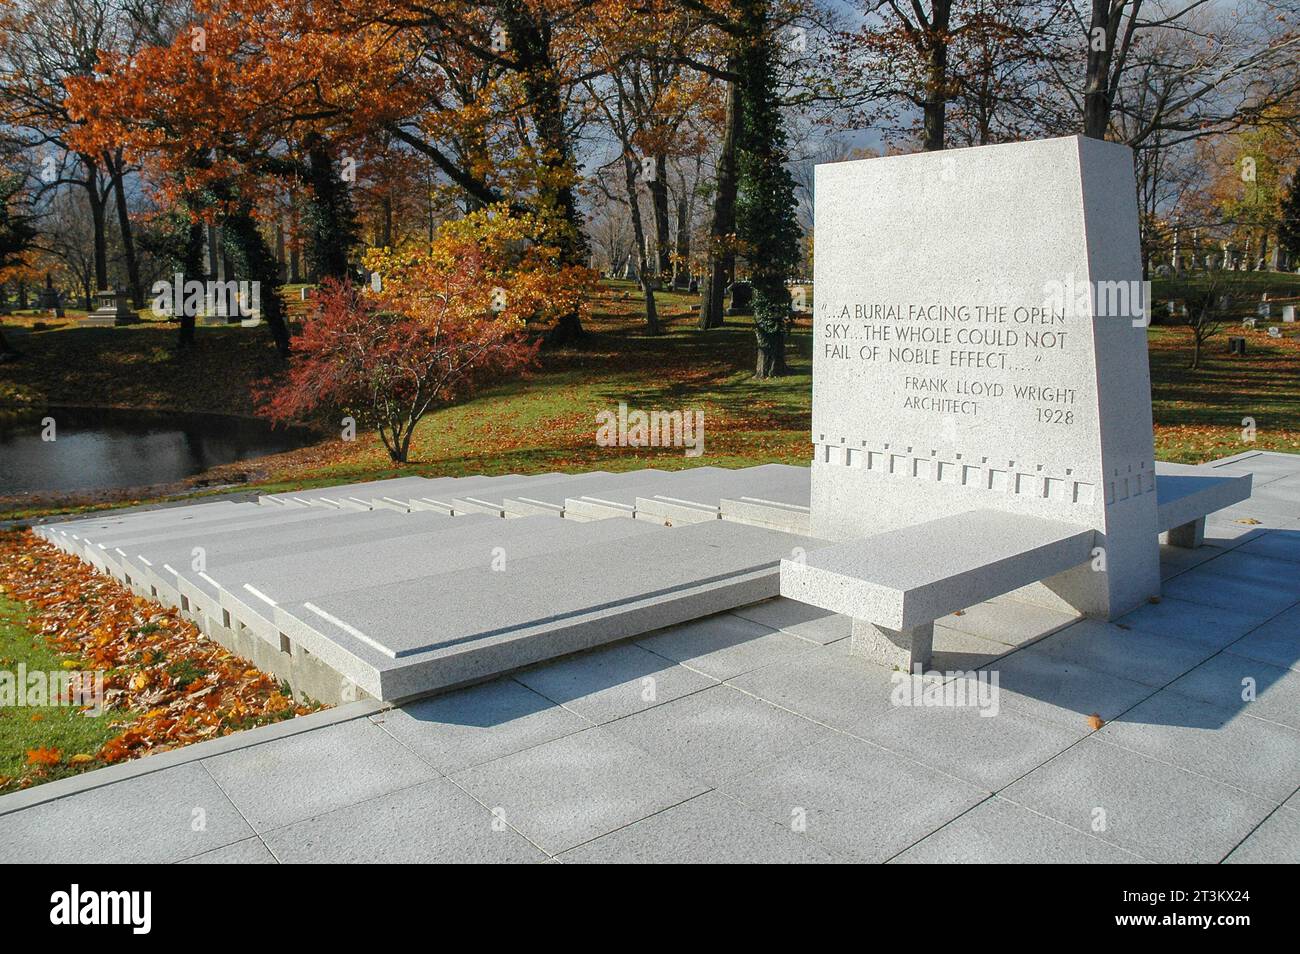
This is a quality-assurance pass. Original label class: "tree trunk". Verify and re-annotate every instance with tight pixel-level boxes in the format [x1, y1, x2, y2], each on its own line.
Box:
[223, 202, 291, 356]
[754, 325, 788, 378]
[84, 163, 109, 292]
[1082, 0, 1114, 139]
[699, 76, 740, 330]
[649, 154, 671, 278]
[500, 0, 587, 346]
[673, 190, 691, 288]
[304, 135, 357, 281]
[921, 0, 953, 152]
[178, 218, 204, 350]
[621, 152, 661, 335]
[106, 150, 143, 307]
[0, 326, 17, 359]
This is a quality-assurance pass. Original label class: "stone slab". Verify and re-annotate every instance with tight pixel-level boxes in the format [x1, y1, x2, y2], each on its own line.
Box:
[1153, 465, 1253, 532]
[514, 642, 717, 723]
[0, 762, 252, 864]
[601, 684, 830, 786]
[369, 678, 591, 775]
[201, 718, 437, 832]
[1096, 689, 1300, 801]
[450, 727, 708, 856]
[500, 470, 667, 517]
[557, 790, 835, 863]
[891, 794, 1142, 863]
[1002, 736, 1274, 862]
[780, 509, 1094, 631]
[720, 733, 987, 863]
[260, 777, 546, 863]
[272, 520, 823, 699]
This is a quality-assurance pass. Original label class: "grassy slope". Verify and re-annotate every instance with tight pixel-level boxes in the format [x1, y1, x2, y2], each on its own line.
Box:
[3, 276, 1299, 517]
[0, 594, 120, 782]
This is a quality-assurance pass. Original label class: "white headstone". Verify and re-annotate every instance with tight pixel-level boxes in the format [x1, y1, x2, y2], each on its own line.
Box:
[811, 135, 1159, 618]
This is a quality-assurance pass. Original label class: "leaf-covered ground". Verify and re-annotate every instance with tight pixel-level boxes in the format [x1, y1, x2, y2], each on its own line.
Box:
[0, 531, 323, 791]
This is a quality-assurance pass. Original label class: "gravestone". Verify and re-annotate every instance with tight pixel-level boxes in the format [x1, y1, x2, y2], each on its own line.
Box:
[811, 135, 1159, 619]
[80, 288, 136, 327]
[726, 280, 753, 315]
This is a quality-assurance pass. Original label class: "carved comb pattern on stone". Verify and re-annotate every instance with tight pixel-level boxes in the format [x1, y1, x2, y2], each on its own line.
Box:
[814, 440, 1095, 506]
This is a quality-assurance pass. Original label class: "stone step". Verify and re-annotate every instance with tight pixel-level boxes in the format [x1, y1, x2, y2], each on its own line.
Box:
[269, 519, 821, 699]
[501, 470, 670, 517]
[450, 473, 608, 517]
[211, 515, 664, 647]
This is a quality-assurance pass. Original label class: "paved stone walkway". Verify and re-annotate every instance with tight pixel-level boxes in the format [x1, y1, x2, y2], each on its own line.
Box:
[1, 451, 1297, 863]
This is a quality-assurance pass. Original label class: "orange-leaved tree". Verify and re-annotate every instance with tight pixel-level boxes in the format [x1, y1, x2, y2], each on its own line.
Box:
[259, 204, 591, 462]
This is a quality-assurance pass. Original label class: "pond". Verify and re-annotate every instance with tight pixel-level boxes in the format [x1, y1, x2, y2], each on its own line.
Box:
[0, 406, 316, 495]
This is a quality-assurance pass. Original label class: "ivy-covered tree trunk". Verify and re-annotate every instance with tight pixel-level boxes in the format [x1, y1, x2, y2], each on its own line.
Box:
[223, 201, 291, 356]
[303, 133, 358, 282]
[499, 0, 587, 346]
[1279, 166, 1300, 260]
[735, 0, 800, 379]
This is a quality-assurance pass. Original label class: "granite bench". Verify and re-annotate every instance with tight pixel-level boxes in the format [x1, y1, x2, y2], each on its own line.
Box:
[779, 510, 1095, 670]
[778, 469, 1252, 670]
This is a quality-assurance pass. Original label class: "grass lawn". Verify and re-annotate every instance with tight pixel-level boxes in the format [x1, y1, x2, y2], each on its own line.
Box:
[3, 276, 1299, 519]
[0, 593, 122, 785]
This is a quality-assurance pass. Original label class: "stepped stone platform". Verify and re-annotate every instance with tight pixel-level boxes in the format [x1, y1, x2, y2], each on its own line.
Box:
[35, 465, 818, 701]
[7, 449, 1297, 864]
[34, 458, 1252, 704]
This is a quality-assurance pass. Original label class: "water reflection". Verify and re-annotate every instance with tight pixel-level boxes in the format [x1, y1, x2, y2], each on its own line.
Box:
[0, 407, 315, 494]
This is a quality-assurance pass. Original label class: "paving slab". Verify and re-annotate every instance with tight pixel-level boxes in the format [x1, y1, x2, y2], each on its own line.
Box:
[1002, 736, 1275, 863]
[1154, 565, 1298, 618]
[514, 642, 717, 723]
[890, 795, 1143, 863]
[721, 733, 986, 863]
[1024, 618, 1213, 687]
[261, 778, 546, 863]
[984, 649, 1155, 729]
[370, 678, 591, 774]
[1115, 596, 1271, 648]
[728, 597, 852, 645]
[180, 837, 278, 864]
[1097, 690, 1300, 801]
[939, 596, 1080, 648]
[1234, 528, 1300, 565]
[201, 718, 437, 832]
[1165, 652, 1300, 730]
[635, 611, 816, 680]
[1223, 807, 1300, 863]
[726, 645, 901, 735]
[853, 694, 1082, 790]
[450, 727, 708, 856]
[601, 684, 830, 786]
[1224, 605, 1300, 671]
[557, 790, 835, 864]
[0, 762, 251, 864]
